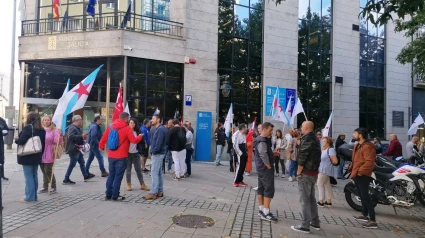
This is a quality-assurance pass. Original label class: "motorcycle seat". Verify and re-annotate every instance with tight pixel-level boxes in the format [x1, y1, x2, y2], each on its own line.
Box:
[374, 166, 394, 174]
[374, 171, 394, 180]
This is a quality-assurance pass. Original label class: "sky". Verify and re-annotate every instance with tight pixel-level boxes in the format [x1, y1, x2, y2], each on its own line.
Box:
[0, 0, 20, 107]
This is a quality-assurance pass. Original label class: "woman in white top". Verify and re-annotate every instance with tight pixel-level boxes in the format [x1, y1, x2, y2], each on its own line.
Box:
[272, 129, 287, 178]
[317, 137, 338, 207]
[126, 119, 150, 192]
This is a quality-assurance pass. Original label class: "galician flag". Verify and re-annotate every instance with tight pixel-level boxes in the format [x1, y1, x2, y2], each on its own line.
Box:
[407, 113, 425, 135]
[322, 111, 334, 137]
[112, 86, 123, 122]
[246, 117, 257, 142]
[224, 104, 233, 137]
[52, 79, 70, 134]
[284, 96, 293, 125]
[270, 87, 279, 116]
[271, 94, 286, 123]
[290, 97, 306, 126]
[52, 65, 103, 135]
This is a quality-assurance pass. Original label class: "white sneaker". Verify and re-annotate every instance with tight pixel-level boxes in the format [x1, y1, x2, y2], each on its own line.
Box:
[252, 186, 258, 191]
[244, 172, 251, 176]
[275, 173, 279, 177]
[288, 177, 293, 182]
[281, 174, 286, 178]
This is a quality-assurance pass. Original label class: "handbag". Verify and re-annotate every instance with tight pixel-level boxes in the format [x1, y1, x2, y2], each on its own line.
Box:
[17, 125, 42, 156]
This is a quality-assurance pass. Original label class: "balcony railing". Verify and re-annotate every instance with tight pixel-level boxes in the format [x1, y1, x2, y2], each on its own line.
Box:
[21, 12, 183, 38]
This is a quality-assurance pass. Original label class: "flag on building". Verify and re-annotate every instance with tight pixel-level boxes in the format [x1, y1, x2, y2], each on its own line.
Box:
[52, 65, 103, 135]
[322, 110, 333, 137]
[407, 113, 425, 135]
[86, 0, 96, 17]
[124, 101, 130, 117]
[52, 79, 70, 134]
[53, 0, 60, 21]
[224, 104, 233, 137]
[290, 97, 306, 126]
[62, 10, 69, 31]
[120, 3, 132, 28]
[18, 0, 26, 21]
[112, 86, 123, 122]
[270, 87, 279, 116]
[284, 96, 292, 125]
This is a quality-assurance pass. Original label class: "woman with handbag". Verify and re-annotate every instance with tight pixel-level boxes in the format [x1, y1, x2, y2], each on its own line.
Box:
[126, 118, 149, 191]
[272, 129, 287, 178]
[317, 137, 338, 207]
[15, 112, 46, 203]
[39, 115, 59, 194]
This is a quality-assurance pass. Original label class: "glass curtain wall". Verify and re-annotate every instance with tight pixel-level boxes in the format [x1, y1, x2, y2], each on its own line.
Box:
[217, 0, 263, 125]
[298, 0, 332, 129]
[127, 58, 183, 122]
[359, 0, 386, 138]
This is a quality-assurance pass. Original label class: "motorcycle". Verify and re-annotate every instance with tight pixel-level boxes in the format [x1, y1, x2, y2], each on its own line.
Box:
[338, 144, 425, 211]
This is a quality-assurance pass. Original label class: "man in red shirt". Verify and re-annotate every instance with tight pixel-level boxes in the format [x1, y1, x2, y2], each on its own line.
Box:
[381, 134, 402, 157]
[99, 112, 142, 201]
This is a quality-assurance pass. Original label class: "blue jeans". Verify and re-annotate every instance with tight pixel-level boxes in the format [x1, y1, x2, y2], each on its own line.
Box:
[215, 144, 224, 164]
[337, 158, 345, 177]
[166, 151, 173, 171]
[23, 165, 38, 202]
[65, 153, 88, 181]
[150, 154, 164, 194]
[186, 148, 193, 175]
[289, 160, 298, 177]
[106, 158, 127, 199]
[86, 147, 106, 174]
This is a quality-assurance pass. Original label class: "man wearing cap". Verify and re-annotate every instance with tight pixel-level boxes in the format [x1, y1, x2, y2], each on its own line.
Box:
[64, 115, 94, 185]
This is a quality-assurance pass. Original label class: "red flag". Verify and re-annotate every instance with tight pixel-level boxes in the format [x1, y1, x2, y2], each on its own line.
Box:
[180, 116, 184, 126]
[112, 86, 123, 122]
[53, 0, 60, 22]
[247, 117, 257, 142]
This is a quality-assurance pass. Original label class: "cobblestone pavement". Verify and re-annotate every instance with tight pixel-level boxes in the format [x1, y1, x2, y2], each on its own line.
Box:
[2, 148, 425, 238]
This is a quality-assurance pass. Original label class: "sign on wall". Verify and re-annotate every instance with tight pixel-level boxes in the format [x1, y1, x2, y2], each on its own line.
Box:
[265, 86, 296, 116]
[185, 95, 192, 106]
[195, 111, 212, 161]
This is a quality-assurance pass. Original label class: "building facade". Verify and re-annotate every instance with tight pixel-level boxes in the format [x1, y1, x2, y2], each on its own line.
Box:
[18, 0, 414, 158]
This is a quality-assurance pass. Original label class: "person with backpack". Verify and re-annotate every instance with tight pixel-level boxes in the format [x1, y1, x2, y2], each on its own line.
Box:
[144, 114, 168, 200]
[168, 119, 187, 180]
[99, 112, 142, 201]
[85, 115, 109, 178]
[317, 137, 338, 208]
[64, 115, 94, 185]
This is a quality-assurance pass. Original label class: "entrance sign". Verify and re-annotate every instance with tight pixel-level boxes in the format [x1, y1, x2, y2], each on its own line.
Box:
[195, 111, 212, 161]
[265, 86, 296, 116]
[185, 95, 192, 106]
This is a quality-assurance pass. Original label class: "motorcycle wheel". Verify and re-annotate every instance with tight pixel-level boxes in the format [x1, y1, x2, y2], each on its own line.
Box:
[345, 191, 363, 212]
[417, 189, 425, 206]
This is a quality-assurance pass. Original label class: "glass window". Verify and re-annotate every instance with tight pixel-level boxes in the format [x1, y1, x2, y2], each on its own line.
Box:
[299, 0, 310, 19]
[308, 52, 320, 80]
[233, 38, 249, 71]
[219, 1, 233, 35]
[321, 54, 331, 81]
[309, 0, 321, 19]
[360, 60, 367, 86]
[232, 72, 248, 104]
[250, 0, 263, 9]
[250, 8, 263, 41]
[321, 0, 332, 25]
[237, 0, 250, 7]
[234, 5, 250, 38]
[360, 34, 368, 60]
[218, 36, 233, 69]
[377, 63, 385, 88]
[249, 42, 262, 73]
[298, 20, 309, 49]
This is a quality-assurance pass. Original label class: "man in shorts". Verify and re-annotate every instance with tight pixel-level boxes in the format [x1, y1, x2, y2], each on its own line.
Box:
[253, 122, 278, 222]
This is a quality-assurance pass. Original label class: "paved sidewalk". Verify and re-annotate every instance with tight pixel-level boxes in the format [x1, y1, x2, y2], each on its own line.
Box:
[1, 147, 425, 238]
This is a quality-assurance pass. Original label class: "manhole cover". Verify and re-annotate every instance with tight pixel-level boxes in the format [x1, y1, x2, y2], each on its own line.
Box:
[172, 214, 215, 228]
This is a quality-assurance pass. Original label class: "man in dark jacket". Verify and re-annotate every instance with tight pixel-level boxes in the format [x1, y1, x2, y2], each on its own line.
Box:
[85, 116, 109, 177]
[381, 134, 402, 157]
[64, 115, 93, 185]
[291, 121, 321, 234]
[0, 116, 9, 180]
[144, 114, 168, 200]
[254, 122, 278, 222]
[215, 122, 226, 166]
[351, 128, 377, 229]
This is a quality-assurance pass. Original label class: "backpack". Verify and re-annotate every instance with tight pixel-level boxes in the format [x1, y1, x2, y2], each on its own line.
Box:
[177, 127, 187, 150]
[328, 148, 340, 166]
[107, 125, 121, 151]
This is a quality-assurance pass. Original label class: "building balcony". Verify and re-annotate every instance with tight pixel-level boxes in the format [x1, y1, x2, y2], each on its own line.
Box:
[21, 12, 184, 38]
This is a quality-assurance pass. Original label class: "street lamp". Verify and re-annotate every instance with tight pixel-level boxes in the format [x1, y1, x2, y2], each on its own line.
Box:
[217, 74, 232, 122]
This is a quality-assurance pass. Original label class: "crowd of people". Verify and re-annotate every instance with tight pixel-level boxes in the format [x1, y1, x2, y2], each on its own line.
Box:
[5, 111, 424, 233]
[215, 121, 380, 232]
[11, 112, 195, 203]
